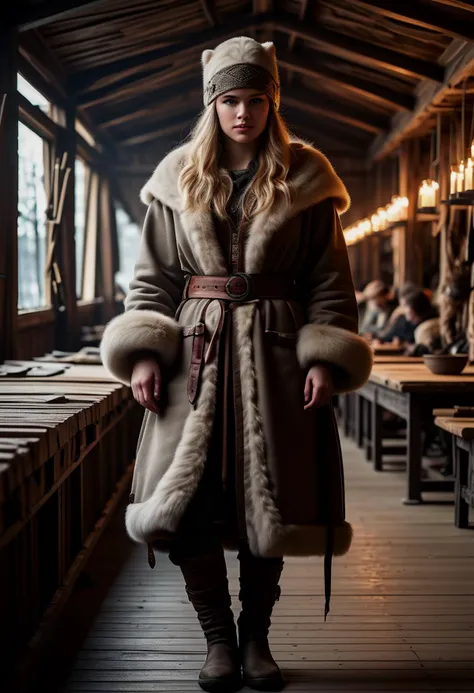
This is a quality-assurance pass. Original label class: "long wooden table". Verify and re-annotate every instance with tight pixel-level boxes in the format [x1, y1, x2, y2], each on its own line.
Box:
[357, 362, 474, 503]
[0, 361, 142, 681]
[435, 415, 474, 528]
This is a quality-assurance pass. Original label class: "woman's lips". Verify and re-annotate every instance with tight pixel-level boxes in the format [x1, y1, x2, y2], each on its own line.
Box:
[234, 125, 252, 130]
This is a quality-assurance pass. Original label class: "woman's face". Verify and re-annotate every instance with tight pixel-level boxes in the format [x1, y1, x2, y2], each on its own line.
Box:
[215, 88, 270, 144]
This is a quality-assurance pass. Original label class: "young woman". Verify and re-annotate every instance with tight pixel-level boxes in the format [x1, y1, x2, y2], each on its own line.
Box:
[101, 37, 372, 693]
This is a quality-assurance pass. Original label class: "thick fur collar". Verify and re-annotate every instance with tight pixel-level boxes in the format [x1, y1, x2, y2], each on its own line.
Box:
[140, 140, 350, 214]
[140, 140, 350, 276]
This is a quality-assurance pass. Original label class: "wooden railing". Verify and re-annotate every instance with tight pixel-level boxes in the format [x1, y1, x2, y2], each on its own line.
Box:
[0, 362, 142, 684]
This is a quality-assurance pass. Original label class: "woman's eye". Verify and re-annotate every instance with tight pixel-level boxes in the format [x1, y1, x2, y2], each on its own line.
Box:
[224, 99, 236, 105]
[251, 98, 263, 104]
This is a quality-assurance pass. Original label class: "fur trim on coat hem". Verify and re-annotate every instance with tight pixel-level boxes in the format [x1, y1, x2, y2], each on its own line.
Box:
[100, 309, 182, 385]
[146, 522, 354, 558]
[252, 521, 353, 557]
[143, 522, 354, 558]
[125, 359, 219, 542]
[297, 324, 373, 393]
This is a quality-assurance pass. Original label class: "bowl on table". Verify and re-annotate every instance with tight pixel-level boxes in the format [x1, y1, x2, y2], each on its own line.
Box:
[423, 354, 469, 375]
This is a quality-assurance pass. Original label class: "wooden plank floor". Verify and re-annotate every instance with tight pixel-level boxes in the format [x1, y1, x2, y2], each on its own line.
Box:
[60, 433, 473, 693]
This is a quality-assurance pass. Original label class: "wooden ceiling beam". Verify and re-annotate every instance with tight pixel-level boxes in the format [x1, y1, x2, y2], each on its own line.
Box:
[290, 129, 365, 155]
[270, 12, 444, 82]
[200, 0, 218, 27]
[96, 80, 202, 128]
[432, 1, 474, 11]
[276, 46, 415, 112]
[77, 64, 198, 109]
[74, 8, 440, 108]
[11, 0, 105, 32]
[73, 12, 269, 94]
[253, 0, 273, 12]
[283, 86, 389, 134]
[102, 95, 201, 132]
[19, 29, 68, 92]
[284, 109, 371, 149]
[286, 0, 310, 85]
[108, 94, 202, 135]
[347, 0, 474, 43]
[370, 43, 474, 161]
[120, 116, 195, 147]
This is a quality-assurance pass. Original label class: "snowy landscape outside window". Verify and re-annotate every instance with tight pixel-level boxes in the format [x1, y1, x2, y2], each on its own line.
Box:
[17, 122, 48, 310]
[17, 74, 50, 113]
[115, 203, 140, 296]
[75, 158, 88, 298]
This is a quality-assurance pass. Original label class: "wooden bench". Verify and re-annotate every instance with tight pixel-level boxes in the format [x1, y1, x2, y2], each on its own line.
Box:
[0, 362, 142, 678]
[435, 413, 474, 528]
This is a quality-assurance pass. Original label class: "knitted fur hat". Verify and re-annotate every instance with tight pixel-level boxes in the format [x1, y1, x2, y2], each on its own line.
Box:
[202, 36, 280, 110]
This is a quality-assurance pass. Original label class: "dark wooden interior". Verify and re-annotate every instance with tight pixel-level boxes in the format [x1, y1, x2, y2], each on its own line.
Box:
[1, 2, 474, 692]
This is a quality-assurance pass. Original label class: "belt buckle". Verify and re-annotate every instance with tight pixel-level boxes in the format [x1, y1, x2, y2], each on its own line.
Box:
[225, 273, 253, 301]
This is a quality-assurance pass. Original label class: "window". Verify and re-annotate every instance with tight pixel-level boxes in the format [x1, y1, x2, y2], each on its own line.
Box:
[17, 74, 51, 113]
[115, 204, 140, 295]
[17, 122, 48, 310]
[75, 158, 89, 298]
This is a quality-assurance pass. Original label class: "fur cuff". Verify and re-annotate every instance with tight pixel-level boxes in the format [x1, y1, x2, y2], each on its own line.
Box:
[297, 323, 373, 393]
[100, 309, 182, 385]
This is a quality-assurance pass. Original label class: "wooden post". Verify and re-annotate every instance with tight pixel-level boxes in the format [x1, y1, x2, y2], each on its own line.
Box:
[437, 120, 451, 293]
[397, 144, 408, 287]
[99, 177, 116, 323]
[0, 28, 18, 361]
[398, 139, 422, 286]
[55, 101, 78, 350]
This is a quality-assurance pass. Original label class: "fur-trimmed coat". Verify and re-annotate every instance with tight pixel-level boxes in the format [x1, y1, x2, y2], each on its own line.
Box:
[100, 141, 373, 558]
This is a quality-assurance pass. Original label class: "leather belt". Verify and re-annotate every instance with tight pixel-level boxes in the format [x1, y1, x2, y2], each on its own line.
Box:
[184, 273, 299, 302]
[183, 274, 300, 406]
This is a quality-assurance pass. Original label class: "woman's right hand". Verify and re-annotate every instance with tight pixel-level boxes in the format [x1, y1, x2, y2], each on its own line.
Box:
[131, 356, 162, 414]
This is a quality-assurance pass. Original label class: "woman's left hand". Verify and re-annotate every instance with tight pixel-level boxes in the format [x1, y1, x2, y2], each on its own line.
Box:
[304, 364, 334, 410]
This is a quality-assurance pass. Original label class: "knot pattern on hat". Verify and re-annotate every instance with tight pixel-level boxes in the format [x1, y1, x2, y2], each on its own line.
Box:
[204, 62, 279, 109]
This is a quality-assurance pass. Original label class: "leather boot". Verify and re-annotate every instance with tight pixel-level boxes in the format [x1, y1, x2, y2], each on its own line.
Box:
[237, 547, 285, 691]
[176, 549, 242, 692]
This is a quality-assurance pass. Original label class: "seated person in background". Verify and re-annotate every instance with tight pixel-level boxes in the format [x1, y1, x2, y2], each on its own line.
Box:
[376, 281, 419, 344]
[355, 280, 369, 306]
[403, 290, 441, 355]
[359, 279, 393, 338]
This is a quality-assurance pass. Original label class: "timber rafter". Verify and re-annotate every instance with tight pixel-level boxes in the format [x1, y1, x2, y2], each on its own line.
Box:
[276, 45, 415, 112]
[11, 0, 105, 32]
[119, 114, 195, 147]
[347, 0, 474, 43]
[16, 0, 474, 163]
[283, 86, 389, 134]
[72, 13, 270, 95]
[270, 12, 445, 82]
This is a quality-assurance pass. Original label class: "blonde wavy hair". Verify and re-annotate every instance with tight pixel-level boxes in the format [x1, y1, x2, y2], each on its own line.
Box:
[178, 103, 294, 221]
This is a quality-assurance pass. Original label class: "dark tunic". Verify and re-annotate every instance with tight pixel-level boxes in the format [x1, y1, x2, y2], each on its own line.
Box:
[204, 160, 258, 540]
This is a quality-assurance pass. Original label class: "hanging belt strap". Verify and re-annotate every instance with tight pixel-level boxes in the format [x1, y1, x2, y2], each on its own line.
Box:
[324, 523, 334, 622]
[187, 300, 213, 406]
